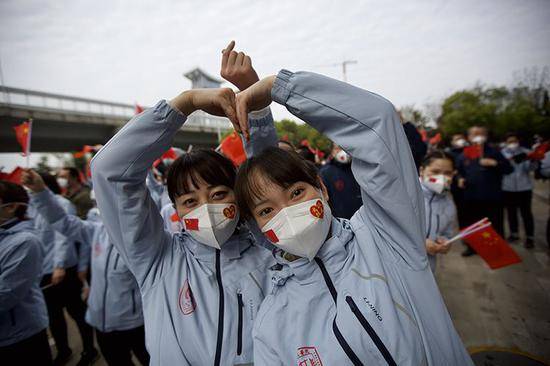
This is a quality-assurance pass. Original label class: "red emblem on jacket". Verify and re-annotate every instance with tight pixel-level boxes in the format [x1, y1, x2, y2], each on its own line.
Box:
[297, 346, 323, 366]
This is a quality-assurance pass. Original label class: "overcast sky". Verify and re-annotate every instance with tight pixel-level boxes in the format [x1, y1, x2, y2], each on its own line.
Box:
[1, 0, 549, 123]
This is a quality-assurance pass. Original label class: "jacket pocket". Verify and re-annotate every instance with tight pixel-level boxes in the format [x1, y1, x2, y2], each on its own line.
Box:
[345, 296, 397, 366]
[237, 292, 244, 356]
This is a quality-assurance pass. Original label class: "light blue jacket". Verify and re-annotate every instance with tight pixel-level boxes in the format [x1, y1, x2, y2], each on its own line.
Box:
[28, 194, 80, 275]
[31, 189, 144, 333]
[0, 219, 49, 346]
[421, 184, 458, 272]
[146, 170, 171, 210]
[501, 146, 536, 192]
[541, 151, 550, 178]
[252, 70, 473, 365]
[91, 101, 275, 365]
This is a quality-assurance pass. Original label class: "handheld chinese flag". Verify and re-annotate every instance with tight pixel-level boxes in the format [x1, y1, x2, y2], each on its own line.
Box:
[0, 167, 24, 185]
[527, 142, 550, 161]
[219, 131, 246, 167]
[13, 120, 32, 158]
[135, 104, 144, 115]
[462, 224, 521, 269]
[463, 145, 482, 160]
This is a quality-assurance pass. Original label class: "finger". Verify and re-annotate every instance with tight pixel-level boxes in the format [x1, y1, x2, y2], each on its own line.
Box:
[222, 92, 239, 129]
[236, 95, 250, 141]
[221, 41, 235, 69]
[228, 51, 238, 67]
[236, 52, 245, 66]
[244, 55, 252, 68]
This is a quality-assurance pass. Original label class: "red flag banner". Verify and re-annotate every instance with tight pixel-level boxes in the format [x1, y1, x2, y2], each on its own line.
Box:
[527, 142, 550, 161]
[463, 225, 521, 269]
[219, 132, 246, 167]
[13, 121, 31, 156]
[1, 167, 24, 184]
[429, 132, 442, 146]
[463, 145, 482, 160]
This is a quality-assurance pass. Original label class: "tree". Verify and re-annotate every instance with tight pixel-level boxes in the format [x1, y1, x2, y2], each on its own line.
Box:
[399, 105, 429, 128]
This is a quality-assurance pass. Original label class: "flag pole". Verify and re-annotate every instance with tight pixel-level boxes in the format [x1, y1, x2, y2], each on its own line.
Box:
[26, 119, 33, 168]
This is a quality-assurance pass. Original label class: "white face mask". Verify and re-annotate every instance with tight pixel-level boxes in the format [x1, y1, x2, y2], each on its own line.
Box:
[86, 207, 101, 222]
[452, 139, 467, 148]
[471, 135, 486, 145]
[180, 203, 239, 249]
[335, 150, 351, 164]
[261, 195, 332, 260]
[57, 177, 68, 189]
[422, 174, 450, 194]
[506, 143, 519, 150]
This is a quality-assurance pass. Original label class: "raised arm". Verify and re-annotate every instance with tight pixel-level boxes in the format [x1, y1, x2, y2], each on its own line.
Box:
[219, 40, 278, 156]
[238, 71, 427, 268]
[91, 88, 238, 288]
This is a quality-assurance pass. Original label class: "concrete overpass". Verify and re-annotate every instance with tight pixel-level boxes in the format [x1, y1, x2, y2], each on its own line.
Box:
[0, 85, 233, 153]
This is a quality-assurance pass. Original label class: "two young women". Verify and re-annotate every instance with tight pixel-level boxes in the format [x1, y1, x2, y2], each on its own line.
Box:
[93, 43, 472, 365]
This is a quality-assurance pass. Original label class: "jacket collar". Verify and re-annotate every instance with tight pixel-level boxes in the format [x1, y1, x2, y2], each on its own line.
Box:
[271, 217, 354, 286]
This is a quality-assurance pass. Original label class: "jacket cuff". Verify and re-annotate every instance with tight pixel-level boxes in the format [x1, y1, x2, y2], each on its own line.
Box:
[249, 108, 273, 128]
[271, 70, 293, 105]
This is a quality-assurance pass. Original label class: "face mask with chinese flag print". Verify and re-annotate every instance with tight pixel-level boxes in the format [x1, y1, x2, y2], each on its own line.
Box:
[180, 203, 239, 249]
[261, 195, 332, 261]
[422, 174, 450, 194]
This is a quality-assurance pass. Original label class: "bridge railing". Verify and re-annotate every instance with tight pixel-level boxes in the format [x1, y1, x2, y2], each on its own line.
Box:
[0, 86, 232, 130]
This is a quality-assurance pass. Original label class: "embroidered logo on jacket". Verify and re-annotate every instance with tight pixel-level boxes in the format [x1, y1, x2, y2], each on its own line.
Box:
[178, 279, 196, 315]
[297, 346, 323, 366]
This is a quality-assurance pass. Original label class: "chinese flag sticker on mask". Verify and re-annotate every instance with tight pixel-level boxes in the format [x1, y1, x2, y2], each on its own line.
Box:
[181, 203, 239, 249]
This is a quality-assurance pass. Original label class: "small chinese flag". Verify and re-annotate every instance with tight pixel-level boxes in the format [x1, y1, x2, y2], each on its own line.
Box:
[13, 120, 32, 156]
[463, 145, 482, 160]
[1, 167, 24, 184]
[184, 218, 199, 231]
[527, 142, 550, 161]
[429, 132, 442, 146]
[219, 131, 246, 167]
[463, 225, 521, 269]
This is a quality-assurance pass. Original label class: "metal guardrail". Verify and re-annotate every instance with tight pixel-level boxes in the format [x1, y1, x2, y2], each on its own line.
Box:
[0, 86, 232, 131]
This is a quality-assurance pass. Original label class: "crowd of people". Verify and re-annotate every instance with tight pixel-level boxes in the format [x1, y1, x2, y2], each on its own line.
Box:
[1, 41, 549, 366]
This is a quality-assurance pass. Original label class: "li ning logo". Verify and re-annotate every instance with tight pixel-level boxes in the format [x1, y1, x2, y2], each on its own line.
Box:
[363, 298, 382, 322]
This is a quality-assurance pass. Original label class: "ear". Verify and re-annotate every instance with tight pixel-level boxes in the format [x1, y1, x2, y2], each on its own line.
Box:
[318, 176, 329, 202]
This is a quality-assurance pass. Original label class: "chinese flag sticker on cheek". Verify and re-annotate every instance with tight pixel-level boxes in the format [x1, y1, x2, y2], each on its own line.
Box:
[184, 218, 199, 231]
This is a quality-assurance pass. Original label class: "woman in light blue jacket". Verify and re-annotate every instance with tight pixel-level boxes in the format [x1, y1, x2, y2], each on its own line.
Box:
[418, 151, 458, 273]
[233, 70, 473, 365]
[90, 43, 275, 365]
[0, 180, 51, 364]
[22, 170, 149, 366]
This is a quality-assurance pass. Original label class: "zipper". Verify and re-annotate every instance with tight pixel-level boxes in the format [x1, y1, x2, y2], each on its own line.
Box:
[9, 309, 16, 326]
[236, 292, 244, 356]
[131, 289, 136, 314]
[213, 249, 224, 366]
[113, 253, 120, 270]
[436, 214, 440, 235]
[346, 296, 397, 366]
[314, 258, 363, 366]
[426, 193, 436, 238]
[102, 245, 114, 331]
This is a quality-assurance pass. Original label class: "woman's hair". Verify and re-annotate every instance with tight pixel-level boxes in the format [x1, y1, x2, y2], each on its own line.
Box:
[166, 149, 236, 203]
[421, 150, 455, 170]
[0, 180, 29, 219]
[235, 147, 320, 220]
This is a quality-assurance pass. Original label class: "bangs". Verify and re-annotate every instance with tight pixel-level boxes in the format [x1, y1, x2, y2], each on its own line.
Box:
[166, 149, 236, 202]
[235, 147, 320, 219]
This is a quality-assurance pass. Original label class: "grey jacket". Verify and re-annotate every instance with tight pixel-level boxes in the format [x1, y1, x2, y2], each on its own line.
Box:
[0, 219, 49, 346]
[252, 70, 473, 366]
[32, 189, 144, 332]
[501, 146, 536, 192]
[91, 101, 275, 365]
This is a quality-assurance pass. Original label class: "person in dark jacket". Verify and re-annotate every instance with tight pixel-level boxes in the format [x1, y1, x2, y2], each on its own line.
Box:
[446, 134, 469, 228]
[402, 121, 428, 171]
[456, 126, 513, 256]
[319, 143, 362, 219]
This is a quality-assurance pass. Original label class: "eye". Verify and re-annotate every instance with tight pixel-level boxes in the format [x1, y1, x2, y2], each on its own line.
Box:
[182, 198, 196, 208]
[212, 190, 228, 200]
[290, 188, 304, 199]
[258, 207, 273, 217]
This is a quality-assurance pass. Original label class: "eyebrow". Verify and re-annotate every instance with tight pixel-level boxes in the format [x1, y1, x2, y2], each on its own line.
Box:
[252, 199, 269, 210]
